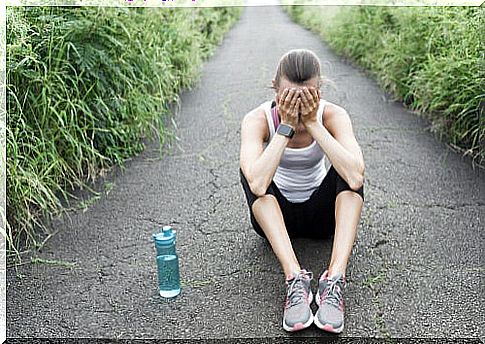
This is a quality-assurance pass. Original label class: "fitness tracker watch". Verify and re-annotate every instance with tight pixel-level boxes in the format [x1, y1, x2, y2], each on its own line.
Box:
[277, 123, 295, 139]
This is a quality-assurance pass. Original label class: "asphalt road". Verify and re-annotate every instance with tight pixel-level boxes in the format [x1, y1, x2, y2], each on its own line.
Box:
[7, 5, 484, 341]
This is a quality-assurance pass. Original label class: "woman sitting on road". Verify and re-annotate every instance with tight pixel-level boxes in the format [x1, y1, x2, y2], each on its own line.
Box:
[239, 48, 365, 333]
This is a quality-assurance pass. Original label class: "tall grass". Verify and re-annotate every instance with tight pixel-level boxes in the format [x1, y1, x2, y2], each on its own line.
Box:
[6, 6, 242, 254]
[285, 5, 483, 165]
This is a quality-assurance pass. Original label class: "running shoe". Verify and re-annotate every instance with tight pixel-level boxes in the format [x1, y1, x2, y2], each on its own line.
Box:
[282, 269, 314, 332]
[314, 270, 346, 333]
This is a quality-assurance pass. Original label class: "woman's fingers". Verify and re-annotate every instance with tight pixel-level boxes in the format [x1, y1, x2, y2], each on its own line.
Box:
[289, 90, 299, 111]
[279, 88, 290, 108]
[282, 88, 295, 112]
[284, 89, 298, 114]
[298, 90, 308, 112]
[301, 88, 314, 112]
[289, 88, 299, 104]
[310, 87, 319, 103]
[290, 97, 301, 116]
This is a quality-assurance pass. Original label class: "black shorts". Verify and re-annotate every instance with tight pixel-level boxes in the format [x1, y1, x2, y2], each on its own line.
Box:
[239, 166, 364, 240]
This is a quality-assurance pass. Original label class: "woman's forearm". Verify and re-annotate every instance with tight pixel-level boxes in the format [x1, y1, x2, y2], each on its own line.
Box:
[248, 134, 290, 196]
[306, 121, 364, 190]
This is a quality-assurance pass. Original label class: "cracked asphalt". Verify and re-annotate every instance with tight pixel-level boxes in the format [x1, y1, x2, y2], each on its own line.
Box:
[6, 6, 484, 341]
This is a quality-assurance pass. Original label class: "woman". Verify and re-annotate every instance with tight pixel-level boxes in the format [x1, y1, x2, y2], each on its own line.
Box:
[239, 49, 365, 334]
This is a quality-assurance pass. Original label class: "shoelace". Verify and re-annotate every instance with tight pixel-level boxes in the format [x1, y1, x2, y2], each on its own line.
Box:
[321, 277, 344, 309]
[286, 271, 313, 309]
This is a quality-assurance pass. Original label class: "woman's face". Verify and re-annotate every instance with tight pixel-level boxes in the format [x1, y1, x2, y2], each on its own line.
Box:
[274, 76, 320, 105]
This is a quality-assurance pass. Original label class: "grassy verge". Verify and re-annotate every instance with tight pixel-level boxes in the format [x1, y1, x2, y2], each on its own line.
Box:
[283, 5, 483, 165]
[6, 6, 242, 255]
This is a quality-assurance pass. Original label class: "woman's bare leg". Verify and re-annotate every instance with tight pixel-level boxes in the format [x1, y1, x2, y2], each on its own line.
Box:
[252, 194, 301, 277]
[327, 191, 364, 278]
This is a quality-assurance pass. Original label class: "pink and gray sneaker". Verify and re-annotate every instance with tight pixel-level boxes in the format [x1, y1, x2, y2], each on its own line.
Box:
[282, 269, 314, 332]
[314, 270, 347, 333]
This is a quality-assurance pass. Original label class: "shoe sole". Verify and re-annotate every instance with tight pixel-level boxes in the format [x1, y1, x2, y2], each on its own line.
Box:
[282, 290, 314, 332]
[314, 290, 344, 334]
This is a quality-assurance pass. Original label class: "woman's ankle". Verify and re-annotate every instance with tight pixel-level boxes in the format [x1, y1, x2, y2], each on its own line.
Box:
[327, 266, 346, 279]
[283, 265, 302, 279]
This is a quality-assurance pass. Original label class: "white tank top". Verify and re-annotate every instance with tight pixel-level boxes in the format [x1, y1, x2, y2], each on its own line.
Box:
[261, 99, 332, 203]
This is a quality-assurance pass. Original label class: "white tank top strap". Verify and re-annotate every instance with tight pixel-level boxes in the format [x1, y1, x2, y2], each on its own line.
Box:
[261, 100, 276, 141]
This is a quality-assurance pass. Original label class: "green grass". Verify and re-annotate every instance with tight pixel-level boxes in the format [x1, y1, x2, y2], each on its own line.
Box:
[363, 270, 386, 290]
[30, 257, 77, 268]
[284, 5, 484, 165]
[6, 6, 242, 255]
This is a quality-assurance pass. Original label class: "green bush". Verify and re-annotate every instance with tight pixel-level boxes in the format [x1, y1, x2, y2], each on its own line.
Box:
[6, 6, 242, 253]
[285, 5, 483, 164]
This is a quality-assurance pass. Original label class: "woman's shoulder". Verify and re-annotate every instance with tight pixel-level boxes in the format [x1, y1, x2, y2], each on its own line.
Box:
[321, 99, 347, 122]
[242, 102, 270, 141]
[321, 100, 356, 137]
[246, 103, 267, 118]
[243, 103, 268, 125]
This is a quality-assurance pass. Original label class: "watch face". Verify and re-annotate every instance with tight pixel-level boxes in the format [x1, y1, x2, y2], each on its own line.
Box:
[278, 124, 294, 137]
[280, 125, 290, 136]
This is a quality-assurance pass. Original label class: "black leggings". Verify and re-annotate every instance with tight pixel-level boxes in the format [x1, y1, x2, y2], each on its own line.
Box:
[239, 166, 364, 240]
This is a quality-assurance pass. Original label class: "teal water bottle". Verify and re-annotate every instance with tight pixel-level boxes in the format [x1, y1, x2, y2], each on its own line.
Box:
[152, 226, 181, 298]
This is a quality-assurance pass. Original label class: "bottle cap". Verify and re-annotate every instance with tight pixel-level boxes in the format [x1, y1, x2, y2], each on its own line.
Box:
[152, 225, 176, 244]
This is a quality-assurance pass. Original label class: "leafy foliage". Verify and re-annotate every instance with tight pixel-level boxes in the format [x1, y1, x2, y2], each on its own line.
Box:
[285, 5, 483, 164]
[6, 6, 242, 252]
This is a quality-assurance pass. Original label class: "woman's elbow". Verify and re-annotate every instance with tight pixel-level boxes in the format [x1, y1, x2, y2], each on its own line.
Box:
[247, 174, 268, 197]
[249, 182, 267, 198]
[349, 163, 365, 191]
[243, 167, 265, 197]
[349, 174, 364, 191]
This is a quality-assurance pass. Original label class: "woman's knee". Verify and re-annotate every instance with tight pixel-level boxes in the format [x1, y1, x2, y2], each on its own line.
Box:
[336, 174, 364, 203]
[337, 187, 364, 198]
[251, 193, 278, 212]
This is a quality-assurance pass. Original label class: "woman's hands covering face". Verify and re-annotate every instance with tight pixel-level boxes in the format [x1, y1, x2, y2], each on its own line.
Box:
[277, 86, 320, 129]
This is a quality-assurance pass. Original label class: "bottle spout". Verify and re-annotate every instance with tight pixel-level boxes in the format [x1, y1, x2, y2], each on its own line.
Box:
[153, 225, 176, 244]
